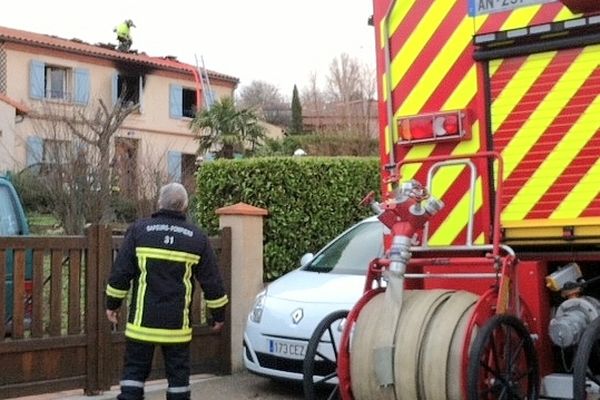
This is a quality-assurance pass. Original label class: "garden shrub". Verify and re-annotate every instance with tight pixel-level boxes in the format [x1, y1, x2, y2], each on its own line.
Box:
[194, 157, 380, 280]
[10, 170, 52, 213]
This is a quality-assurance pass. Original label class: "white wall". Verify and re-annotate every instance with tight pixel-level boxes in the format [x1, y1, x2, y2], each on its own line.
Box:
[0, 102, 16, 173]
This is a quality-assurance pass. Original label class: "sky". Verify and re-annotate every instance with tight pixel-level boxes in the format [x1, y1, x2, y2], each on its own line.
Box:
[0, 1, 377, 97]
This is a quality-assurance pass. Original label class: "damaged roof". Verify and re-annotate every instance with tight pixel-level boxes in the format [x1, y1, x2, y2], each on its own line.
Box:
[0, 25, 239, 84]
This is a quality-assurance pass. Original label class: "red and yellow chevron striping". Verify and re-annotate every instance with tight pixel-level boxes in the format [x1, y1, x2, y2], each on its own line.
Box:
[373, 0, 589, 245]
[494, 45, 600, 222]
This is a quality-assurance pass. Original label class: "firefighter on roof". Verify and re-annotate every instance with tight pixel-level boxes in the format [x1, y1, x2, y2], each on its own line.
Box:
[114, 19, 135, 51]
[105, 182, 228, 400]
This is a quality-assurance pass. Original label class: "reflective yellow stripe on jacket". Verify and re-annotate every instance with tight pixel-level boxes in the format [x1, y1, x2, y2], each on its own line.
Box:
[133, 255, 148, 326]
[125, 247, 201, 343]
[206, 295, 229, 309]
[126, 323, 193, 343]
[136, 246, 229, 310]
[135, 247, 200, 264]
[106, 284, 128, 299]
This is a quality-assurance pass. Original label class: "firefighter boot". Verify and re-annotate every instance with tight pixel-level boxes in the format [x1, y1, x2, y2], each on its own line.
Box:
[163, 343, 191, 400]
[118, 340, 155, 400]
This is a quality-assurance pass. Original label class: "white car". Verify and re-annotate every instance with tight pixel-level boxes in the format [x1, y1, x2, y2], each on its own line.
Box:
[243, 216, 385, 385]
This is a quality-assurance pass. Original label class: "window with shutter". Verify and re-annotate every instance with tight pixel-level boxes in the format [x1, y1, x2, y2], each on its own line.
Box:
[167, 151, 182, 182]
[170, 85, 183, 119]
[29, 60, 73, 101]
[74, 68, 90, 105]
[170, 84, 198, 119]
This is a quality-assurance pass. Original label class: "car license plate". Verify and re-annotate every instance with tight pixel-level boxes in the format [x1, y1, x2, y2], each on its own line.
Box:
[268, 339, 306, 359]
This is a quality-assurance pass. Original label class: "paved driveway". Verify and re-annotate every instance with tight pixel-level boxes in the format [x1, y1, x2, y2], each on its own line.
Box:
[18, 371, 306, 400]
[145, 371, 305, 400]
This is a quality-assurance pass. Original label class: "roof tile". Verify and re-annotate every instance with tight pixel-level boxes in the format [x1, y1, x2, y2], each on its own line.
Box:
[0, 25, 239, 84]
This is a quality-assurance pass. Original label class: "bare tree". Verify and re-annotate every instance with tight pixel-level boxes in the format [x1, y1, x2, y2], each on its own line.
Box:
[135, 145, 169, 218]
[326, 53, 363, 103]
[323, 53, 377, 135]
[236, 80, 290, 126]
[359, 63, 377, 103]
[301, 72, 327, 131]
[357, 63, 377, 136]
[237, 80, 284, 109]
[27, 98, 138, 234]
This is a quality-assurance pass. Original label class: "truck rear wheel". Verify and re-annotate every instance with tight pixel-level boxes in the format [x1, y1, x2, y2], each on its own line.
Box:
[303, 310, 348, 400]
[467, 314, 539, 400]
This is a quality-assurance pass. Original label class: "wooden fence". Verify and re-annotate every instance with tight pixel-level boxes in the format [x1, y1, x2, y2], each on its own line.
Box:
[0, 225, 232, 399]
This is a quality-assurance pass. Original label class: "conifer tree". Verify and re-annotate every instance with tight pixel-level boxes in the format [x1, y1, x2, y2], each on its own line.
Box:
[289, 84, 303, 134]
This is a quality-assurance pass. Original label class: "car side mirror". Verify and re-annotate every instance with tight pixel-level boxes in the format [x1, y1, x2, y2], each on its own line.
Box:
[300, 253, 314, 267]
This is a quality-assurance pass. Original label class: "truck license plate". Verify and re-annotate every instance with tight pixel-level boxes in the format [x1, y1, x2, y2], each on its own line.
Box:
[268, 339, 306, 359]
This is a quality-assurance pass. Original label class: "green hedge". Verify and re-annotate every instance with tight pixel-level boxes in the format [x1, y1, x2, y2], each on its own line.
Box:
[194, 157, 380, 280]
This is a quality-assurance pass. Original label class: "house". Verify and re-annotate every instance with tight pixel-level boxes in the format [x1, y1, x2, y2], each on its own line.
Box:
[0, 25, 238, 195]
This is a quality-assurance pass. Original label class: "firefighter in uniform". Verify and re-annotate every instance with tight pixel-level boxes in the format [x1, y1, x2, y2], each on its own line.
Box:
[114, 19, 135, 51]
[105, 183, 228, 400]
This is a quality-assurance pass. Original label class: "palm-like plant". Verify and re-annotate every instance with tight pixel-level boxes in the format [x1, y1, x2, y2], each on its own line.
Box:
[191, 97, 265, 159]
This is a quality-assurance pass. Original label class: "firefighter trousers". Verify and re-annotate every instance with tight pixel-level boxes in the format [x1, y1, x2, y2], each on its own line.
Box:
[118, 339, 191, 400]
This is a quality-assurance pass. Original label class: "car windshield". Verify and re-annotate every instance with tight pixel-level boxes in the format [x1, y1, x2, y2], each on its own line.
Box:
[303, 221, 384, 275]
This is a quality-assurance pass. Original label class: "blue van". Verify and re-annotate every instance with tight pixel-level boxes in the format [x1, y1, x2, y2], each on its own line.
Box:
[0, 175, 32, 333]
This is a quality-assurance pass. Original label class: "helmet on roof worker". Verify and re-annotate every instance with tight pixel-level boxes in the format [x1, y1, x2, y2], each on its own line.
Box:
[126, 19, 135, 27]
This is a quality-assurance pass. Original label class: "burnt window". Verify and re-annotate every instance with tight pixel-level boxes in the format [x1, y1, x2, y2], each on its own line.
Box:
[182, 88, 197, 118]
[117, 74, 141, 105]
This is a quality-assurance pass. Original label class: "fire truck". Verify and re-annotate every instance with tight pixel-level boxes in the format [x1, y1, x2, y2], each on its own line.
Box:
[301, 0, 600, 399]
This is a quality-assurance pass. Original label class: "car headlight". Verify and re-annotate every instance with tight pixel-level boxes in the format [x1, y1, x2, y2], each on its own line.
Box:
[249, 290, 267, 323]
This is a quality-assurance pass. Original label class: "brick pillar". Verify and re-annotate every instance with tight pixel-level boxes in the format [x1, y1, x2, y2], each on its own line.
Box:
[216, 202, 268, 372]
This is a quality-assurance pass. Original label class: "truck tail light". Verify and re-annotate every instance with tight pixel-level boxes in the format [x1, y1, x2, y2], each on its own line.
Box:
[397, 110, 469, 145]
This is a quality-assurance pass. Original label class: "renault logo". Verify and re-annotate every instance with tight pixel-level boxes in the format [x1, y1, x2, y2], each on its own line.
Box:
[291, 308, 304, 324]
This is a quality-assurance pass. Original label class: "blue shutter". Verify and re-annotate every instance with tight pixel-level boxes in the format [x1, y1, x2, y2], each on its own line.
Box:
[26, 136, 44, 170]
[111, 73, 119, 105]
[169, 85, 183, 119]
[167, 151, 182, 182]
[29, 60, 45, 99]
[74, 68, 90, 105]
